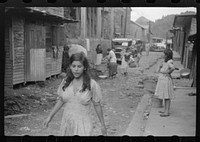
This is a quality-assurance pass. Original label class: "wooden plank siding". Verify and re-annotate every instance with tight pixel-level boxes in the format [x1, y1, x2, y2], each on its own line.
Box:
[50, 46, 63, 75]
[30, 49, 46, 81]
[46, 57, 52, 78]
[12, 17, 25, 85]
[4, 21, 13, 87]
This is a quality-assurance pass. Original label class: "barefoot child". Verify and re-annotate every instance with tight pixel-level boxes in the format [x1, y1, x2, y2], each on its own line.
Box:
[154, 49, 175, 117]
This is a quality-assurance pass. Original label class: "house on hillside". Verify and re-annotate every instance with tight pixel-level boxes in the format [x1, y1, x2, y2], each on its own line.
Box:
[5, 7, 77, 88]
[129, 21, 147, 42]
[169, 14, 196, 87]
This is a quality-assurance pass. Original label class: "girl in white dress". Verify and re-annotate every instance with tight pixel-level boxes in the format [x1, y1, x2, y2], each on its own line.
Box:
[121, 48, 130, 76]
[43, 52, 107, 136]
[154, 49, 175, 117]
[96, 44, 103, 65]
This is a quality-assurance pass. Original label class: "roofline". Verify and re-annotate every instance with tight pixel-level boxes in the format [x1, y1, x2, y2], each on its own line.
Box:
[173, 14, 196, 26]
[5, 7, 79, 23]
[130, 20, 146, 29]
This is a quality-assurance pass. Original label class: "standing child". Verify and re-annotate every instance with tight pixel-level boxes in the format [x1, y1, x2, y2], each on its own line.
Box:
[154, 49, 175, 117]
[121, 48, 130, 76]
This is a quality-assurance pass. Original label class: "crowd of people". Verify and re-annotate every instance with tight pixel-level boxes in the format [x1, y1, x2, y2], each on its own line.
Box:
[97, 41, 143, 78]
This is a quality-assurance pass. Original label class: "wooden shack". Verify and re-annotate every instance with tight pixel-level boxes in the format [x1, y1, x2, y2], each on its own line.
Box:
[5, 7, 77, 88]
[170, 14, 196, 87]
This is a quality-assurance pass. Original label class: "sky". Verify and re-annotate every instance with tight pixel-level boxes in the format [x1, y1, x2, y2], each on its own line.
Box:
[131, 7, 196, 22]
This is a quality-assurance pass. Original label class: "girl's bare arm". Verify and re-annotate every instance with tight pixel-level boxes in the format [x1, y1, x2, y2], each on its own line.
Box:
[92, 101, 106, 126]
[47, 98, 64, 120]
[92, 101, 107, 135]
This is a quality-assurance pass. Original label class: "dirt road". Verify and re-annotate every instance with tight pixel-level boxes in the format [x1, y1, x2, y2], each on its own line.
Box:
[4, 52, 163, 136]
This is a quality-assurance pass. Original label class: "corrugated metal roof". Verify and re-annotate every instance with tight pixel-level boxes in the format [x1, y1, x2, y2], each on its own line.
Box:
[5, 7, 79, 23]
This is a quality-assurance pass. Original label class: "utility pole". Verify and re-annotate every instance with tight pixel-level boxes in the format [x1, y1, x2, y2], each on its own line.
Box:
[166, 32, 168, 47]
[124, 7, 128, 38]
[101, 7, 104, 39]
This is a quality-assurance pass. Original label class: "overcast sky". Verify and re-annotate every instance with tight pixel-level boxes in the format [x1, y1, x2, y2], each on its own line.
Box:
[131, 7, 196, 22]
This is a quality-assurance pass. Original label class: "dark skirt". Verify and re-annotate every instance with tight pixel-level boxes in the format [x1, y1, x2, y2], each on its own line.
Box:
[107, 62, 118, 77]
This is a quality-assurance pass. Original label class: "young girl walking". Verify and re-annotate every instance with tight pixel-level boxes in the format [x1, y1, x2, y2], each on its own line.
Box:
[154, 49, 175, 117]
[43, 52, 107, 136]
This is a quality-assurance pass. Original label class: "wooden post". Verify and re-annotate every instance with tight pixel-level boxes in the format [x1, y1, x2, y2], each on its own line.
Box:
[124, 8, 128, 38]
[81, 7, 86, 38]
[101, 7, 104, 38]
[97, 8, 102, 38]
[110, 8, 114, 39]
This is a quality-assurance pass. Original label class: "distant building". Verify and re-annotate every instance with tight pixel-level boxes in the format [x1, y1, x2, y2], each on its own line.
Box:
[129, 21, 146, 42]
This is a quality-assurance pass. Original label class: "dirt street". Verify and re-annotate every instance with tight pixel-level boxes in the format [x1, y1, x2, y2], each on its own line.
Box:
[4, 52, 164, 136]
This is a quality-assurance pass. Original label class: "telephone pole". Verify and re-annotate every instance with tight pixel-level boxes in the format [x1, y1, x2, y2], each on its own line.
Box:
[124, 8, 128, 38]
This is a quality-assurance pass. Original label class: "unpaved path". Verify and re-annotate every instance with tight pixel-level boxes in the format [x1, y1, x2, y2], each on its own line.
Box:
[4, 52, 164, 136]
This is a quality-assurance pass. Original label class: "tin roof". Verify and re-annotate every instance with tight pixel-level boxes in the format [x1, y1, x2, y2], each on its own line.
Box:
[5, 7, 79, 23]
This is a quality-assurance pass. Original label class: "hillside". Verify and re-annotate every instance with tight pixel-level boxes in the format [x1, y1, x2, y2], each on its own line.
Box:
[135, 16, 154, 27]
[135, 11, 196, 39]
[151, 15, 175, 38]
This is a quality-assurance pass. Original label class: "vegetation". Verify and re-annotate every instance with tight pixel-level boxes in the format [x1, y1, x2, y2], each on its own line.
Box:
[135, 11, 196, 39]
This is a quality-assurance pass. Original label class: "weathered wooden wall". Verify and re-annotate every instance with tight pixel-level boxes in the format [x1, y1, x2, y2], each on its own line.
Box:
[4, 19, 13, 87]
[30, 49, 46, 81]
[12, 17, 25, 85]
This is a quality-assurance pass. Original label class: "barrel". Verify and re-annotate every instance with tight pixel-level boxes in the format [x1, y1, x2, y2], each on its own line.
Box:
[152, 96, 163, 108]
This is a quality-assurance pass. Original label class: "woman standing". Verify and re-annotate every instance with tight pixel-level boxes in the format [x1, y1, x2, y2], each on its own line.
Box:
[104, 48, 118, 78]
[154, 49, 175, 117]
[96, 44, 103, 65]
[121, 48, 130, 76]
[43, 52, 107, 136]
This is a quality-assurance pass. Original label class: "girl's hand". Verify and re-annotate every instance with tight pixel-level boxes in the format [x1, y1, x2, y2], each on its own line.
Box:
[43, 116, 52, 128]
[100, 125, 107, 136]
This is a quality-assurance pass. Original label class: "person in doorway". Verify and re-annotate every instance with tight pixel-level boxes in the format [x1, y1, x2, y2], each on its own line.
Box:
[43, 52, 107, 136]
[166, 43, 173, 59]
[145, 42, 150, 56]
[96, 44, 103, 66]
[154, 49, 175, 117]
[104, 48, 117, 78]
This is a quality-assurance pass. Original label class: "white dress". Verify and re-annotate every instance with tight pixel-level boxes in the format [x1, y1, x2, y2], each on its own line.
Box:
[96, 53, 103, 65]
[121, 51, 129, 73]
[154, 59, 175, 100]
[57, 79, 102, 136]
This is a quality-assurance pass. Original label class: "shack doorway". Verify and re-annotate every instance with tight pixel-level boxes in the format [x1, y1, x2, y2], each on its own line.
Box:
[25, 22, 46, 82]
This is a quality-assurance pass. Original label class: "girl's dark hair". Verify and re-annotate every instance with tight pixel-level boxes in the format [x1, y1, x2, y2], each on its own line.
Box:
[107, 48, 111, 52]
[97, 44, 101, 48]
[62, 52, 91, 92]
[164, 49, 173, 62]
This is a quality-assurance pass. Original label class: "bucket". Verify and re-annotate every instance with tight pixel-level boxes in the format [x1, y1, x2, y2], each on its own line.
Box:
[152, 96, 163, 108]
[180, 68, 190, 79]
[143, 80, 156, 94]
